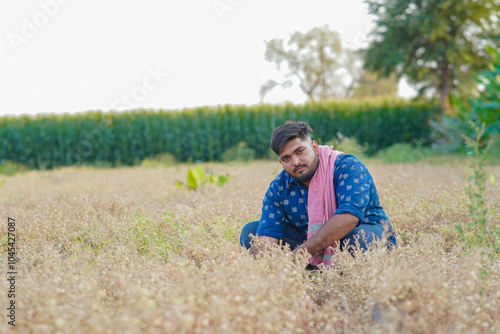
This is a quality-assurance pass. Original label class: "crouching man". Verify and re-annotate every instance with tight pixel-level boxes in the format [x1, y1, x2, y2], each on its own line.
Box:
[240, 121, 396, 267]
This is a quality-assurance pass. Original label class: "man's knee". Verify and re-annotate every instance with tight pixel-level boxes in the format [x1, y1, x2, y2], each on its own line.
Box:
[240, 221, 259, 249]
[341, 224, 393, 252]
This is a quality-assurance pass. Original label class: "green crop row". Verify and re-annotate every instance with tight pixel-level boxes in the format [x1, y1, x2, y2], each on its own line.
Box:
[0, 100, 441, 169]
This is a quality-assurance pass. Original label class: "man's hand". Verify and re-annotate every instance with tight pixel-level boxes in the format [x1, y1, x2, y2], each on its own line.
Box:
[293, 213, 359, 257]
[291, 247, 310, 266]
[249, 236, 279, 258]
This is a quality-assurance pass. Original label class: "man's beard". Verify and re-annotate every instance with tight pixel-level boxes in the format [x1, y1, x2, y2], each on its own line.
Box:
[292, 154, 319, 184]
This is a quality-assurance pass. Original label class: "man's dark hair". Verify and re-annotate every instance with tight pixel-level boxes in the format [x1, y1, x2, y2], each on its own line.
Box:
[270, 121, 313, 155]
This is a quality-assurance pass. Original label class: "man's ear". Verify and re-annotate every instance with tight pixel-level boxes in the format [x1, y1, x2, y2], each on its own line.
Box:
[311, 140, 319, 154]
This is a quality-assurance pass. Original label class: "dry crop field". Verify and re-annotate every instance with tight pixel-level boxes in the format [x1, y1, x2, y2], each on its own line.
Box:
[0, 159, 499, 333]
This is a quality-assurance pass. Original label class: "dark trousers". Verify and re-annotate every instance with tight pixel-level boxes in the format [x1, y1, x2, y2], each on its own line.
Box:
[240, 221, 396, 252]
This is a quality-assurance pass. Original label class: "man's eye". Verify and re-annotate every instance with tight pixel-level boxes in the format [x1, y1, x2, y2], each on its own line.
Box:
[282, 157, 289, 163]
[297, 149, 304, 154]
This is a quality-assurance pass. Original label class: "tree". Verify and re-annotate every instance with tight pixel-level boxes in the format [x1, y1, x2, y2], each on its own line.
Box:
[259, 79, 292, 103]
[262, 25, 360, 101]
[352, 71, 398, 98]
[363, 0, 500, 111]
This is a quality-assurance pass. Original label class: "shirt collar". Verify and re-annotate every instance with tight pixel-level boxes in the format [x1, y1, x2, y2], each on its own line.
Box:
[284, 171, 301, 189]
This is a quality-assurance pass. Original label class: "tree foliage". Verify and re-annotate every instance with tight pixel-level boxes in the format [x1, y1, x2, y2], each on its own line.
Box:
[352, 71, 398, 98]
[263, 25, 359, 101]
[431, 46, 500, 152]
[455, 46, 500, 140]
[363, 0, 500, 111]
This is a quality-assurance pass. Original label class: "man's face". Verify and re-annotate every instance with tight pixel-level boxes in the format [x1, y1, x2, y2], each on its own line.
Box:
[278, 137, 319, 185]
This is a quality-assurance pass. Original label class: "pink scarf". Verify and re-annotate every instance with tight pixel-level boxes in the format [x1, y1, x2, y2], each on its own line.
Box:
[307, 145, 344, 267]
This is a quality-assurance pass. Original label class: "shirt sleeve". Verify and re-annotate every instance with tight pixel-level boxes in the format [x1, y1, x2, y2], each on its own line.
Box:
[256, 186, 286, 239]
[333, 155, 371, 223]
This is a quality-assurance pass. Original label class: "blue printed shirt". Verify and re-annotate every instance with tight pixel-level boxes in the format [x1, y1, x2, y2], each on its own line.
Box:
[257, 154, 392, 239]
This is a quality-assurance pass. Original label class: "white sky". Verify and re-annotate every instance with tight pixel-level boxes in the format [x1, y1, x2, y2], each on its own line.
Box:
[0, 0, 415, 117]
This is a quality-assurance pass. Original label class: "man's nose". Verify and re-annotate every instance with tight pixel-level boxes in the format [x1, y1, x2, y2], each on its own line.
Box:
[291, 154, 301, 166]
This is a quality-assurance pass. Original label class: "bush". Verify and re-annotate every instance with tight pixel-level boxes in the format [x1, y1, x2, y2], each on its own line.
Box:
[432, 45, 500, 153]
[325, 133, 368, 159]
[0, 100, 440, 169]
[141, 153, 177, 168]
[374, 142, 435, 163]
[0, 160, 29, 176]
[488, 135, 500, 160]
[221, 142, 256, 162]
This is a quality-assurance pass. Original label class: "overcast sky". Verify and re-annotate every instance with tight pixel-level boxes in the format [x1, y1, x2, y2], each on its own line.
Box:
[1, 0, 415, 117]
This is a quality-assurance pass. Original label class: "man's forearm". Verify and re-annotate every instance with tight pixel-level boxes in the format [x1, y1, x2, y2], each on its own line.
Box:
[294, 213, 359, 256]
